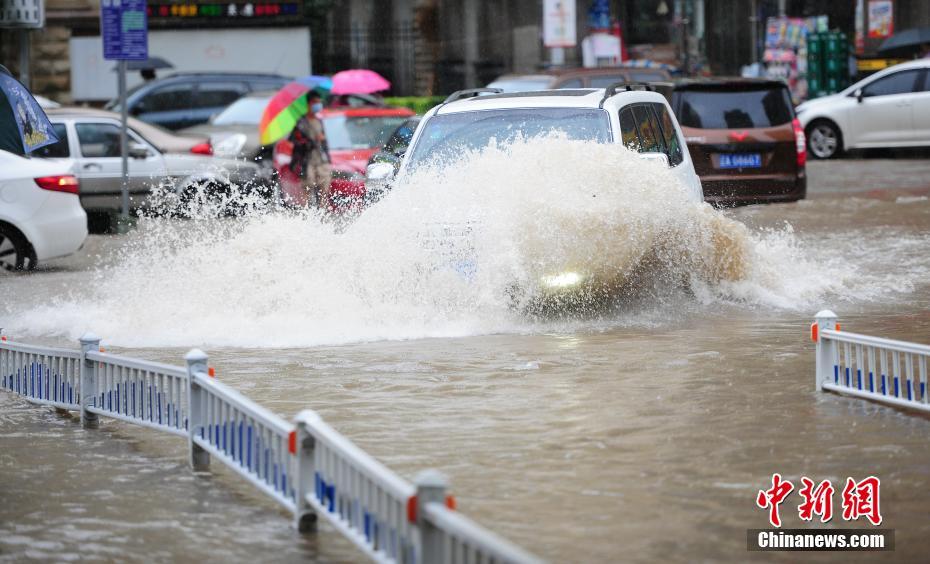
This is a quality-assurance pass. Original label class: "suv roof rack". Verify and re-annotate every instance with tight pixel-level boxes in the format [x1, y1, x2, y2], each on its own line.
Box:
[598, 82, 655, 108]
[442, 88, 503, 105]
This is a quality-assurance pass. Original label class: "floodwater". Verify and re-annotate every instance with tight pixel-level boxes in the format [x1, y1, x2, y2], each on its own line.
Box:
[2, 142, 930, 563]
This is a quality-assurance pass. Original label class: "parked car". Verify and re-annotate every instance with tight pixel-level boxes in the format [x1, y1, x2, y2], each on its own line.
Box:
[796, 59, 930, 159]
[365, 116, 421, 202]
[487, 66, 672, 93]
[36, 108, 262, 218]
[0, 150, 87, 271]
[178, 92, 394, 175]
[178, 92, 277, 175]
[105, 72, 291, 130]
[651, 78, 806, 206]
[274, 106, 416, 210]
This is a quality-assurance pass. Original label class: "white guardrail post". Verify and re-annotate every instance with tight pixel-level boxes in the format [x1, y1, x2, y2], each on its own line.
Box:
[293, 409, 318, 533]
[813, 310, 838, 391]
[416, 469, 449, 563]
[79, 333, 101, 429]
[185, 349, 211, 471]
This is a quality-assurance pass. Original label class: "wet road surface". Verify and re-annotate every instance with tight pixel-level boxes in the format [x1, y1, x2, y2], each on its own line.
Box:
[2, 158, 930, 563]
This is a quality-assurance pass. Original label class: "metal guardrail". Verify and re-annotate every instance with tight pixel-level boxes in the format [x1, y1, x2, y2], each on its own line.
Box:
[0, 331, 542, 564]
[813, 310, 930, 413]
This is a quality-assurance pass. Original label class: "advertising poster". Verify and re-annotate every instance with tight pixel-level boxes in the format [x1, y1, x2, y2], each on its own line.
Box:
[855, 0, 865, 53]
[867, 0, 893, 39]
[543, 0, 576, 48]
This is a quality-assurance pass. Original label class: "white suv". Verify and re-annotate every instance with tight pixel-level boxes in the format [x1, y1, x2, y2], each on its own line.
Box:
[797, 59, 930, 159]
[364, 86, 705, 308]
[368, 85, 703, 201]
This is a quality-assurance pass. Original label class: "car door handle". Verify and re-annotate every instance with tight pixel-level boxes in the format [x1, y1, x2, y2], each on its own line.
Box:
[82, 163, 102, 170]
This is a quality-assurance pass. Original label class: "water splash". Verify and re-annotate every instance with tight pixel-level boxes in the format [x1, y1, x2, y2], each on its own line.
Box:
[4, 138, 924, 347]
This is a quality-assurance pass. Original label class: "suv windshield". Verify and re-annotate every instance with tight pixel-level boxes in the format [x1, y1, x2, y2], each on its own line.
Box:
[323, 115, 410, 150]
[407, 108, 611, 169]
[212, 97, 270, 125]
[675, 86, 793, 129]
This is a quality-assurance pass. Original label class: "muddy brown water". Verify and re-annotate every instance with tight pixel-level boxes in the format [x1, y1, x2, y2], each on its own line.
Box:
[2, 160, 930, 563]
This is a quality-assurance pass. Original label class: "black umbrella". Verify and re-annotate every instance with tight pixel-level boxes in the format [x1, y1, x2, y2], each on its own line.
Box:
[877, 26, 930, 57]
[111, 57, 175, 72]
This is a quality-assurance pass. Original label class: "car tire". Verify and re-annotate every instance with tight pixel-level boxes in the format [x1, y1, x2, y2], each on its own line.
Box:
[806, 120, 842, 159]
[0, 223, 36, 272]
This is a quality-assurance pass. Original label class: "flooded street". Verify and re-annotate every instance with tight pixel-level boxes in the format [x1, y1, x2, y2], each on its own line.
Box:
[2, 156, 930, 563]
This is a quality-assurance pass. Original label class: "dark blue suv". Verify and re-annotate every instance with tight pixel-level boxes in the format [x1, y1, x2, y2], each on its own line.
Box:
[105, 72, 291, 131]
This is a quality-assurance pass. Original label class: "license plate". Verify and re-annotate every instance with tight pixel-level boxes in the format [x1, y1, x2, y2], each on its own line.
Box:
[453, 259, 477, 280]
[719, 153, 761, 169]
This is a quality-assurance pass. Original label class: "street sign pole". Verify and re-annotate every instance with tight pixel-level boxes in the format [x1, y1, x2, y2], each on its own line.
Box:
[119, 59, 129, 221]
[101, 0, 147, 233]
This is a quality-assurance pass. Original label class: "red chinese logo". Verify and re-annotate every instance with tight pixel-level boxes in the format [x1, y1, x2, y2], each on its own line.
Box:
[798, 477, 834, 523]
[841, 476, 882, 526]
[756, 475, 882, 527]
[756, 473, 795, 527]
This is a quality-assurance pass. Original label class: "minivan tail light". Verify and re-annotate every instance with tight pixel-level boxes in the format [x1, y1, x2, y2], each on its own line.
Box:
[792, 118, 806, 168]
[35, 175, 79, 194]
[190, 142, 213, 155]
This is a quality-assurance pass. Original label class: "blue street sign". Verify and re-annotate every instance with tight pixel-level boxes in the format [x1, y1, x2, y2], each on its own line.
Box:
[101, 0, 148, 61]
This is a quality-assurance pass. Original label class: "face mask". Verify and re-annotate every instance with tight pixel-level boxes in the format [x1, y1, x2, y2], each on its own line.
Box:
[311, 102, 323, 113]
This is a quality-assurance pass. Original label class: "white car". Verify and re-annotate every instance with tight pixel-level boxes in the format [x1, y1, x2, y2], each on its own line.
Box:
[0, 150, 88, 271]
[366, 85, 705, 308]
[796, 59, 930, 159]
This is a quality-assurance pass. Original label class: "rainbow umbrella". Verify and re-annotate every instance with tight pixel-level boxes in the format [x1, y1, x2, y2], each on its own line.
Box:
[259, 75, 332, 146]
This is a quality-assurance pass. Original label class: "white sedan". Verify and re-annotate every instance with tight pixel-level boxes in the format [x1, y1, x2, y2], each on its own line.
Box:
[0, 150, 88, 271]
[796, 59, 930, 159]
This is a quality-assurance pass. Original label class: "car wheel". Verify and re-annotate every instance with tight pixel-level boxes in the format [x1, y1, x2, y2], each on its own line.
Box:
[0, 224, 36, 272]
[807, 121, 842, 159]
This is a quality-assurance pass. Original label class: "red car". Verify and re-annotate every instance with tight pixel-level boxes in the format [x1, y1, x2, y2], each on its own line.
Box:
[275, 106, 415, 211]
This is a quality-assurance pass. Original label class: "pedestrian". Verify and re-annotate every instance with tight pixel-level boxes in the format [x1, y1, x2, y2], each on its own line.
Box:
[288, 92, 332, 209]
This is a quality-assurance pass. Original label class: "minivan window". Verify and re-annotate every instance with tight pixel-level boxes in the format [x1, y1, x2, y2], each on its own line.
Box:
[139, 84, 193, 113]
[407, 108, 611, 169]
[676, 86, 793, 129]
[194, 82, 247, 109]
[862, 70, 922, 97]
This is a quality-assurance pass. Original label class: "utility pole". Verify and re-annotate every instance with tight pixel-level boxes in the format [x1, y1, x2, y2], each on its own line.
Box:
[18, 30, 30, 87]
[749, 0, 758, 65]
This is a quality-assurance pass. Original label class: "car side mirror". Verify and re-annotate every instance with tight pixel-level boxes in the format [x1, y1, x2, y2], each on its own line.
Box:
[637, 152, 670, 168]
[855, 88, 864, 103]
[365, 161, 397, 201]
[128, 142, 150, 159]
